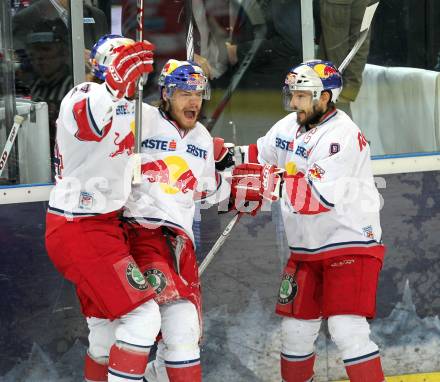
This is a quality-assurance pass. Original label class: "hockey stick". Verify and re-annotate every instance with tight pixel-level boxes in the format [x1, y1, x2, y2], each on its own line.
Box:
[199, 211, 242, 276]
[338, 2, 379, 73]
[132, 0, 145, 184]
[186, 0, 194, 61]
[205, 2, 378, 133]
[0, 115, 25, 177]
[186, 0, 207, 256]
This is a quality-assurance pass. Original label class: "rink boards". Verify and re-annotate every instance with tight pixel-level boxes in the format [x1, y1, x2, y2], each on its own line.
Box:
[0, 170, 439, 381]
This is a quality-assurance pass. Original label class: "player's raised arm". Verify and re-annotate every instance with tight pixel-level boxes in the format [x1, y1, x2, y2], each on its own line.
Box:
[59, 35, 154, 141]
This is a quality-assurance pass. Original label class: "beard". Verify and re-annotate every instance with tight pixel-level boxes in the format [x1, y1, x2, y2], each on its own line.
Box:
[296, 107, 327, 129]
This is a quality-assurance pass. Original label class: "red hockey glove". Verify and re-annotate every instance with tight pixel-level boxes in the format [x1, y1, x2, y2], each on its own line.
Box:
[106, 40, 155, 99]
[213, 137, 235, 171]
[231, 163, 283, 215]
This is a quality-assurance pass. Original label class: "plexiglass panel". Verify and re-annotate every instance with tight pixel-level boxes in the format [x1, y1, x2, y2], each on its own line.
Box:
[0, 0, 110, 188]
[3, 0, 440, 193]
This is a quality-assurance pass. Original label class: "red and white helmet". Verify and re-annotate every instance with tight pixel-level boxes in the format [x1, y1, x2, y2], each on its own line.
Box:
[90, 34, 135, 81]
[283, 60, 343, 111]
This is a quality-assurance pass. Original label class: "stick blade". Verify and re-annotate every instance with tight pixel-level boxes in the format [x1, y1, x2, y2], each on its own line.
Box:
[338, 2, 379, 73]
[360, 2, 379, 33]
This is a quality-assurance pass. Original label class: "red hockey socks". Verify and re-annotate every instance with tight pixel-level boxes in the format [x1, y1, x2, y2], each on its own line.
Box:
[108, 343, 150, 381]
[165, 359, 202, 382]
[84, 352, 108, 382]
[281, 352, 316, 382]
[344, 351, 385, 382]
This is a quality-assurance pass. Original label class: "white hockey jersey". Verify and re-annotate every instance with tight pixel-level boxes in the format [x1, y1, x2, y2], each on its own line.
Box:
[257, 108, 385, 261]
[48, 82, 135, 217]
[123, 104, 217, 244]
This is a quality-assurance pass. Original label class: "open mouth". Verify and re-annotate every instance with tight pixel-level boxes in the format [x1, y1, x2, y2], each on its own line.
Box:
[184, 110, 196, 119]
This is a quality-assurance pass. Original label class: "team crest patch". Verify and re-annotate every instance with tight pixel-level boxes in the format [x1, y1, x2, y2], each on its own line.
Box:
[126, 263, 149, 291]
[278, 274, 298, 305]
[144, 269, 167, 294]
[78, 191, 93, 210]
[363, 225, 374, 239]
[330, 143, 340, 155]
[116, 104, 132, 115]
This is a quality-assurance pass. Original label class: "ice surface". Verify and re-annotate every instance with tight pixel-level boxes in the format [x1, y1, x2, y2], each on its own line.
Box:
[2, 281, 439, 381]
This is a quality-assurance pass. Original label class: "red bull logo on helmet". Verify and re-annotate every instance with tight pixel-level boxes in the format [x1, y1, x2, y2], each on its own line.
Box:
[313, 63, 338, 79]
[141, 155, 197, 194]
[186, 73, 207, 90]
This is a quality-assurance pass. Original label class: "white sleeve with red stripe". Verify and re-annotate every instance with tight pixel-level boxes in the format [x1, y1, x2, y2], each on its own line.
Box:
[59, 82, 114, 141]
[283, 130, 359, 214]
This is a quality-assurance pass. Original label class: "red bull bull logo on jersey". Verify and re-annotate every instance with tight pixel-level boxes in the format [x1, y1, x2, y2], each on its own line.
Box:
[308, 163, 325, 181]
[110, 130, 135, 157]
[141, 155, 197, 194]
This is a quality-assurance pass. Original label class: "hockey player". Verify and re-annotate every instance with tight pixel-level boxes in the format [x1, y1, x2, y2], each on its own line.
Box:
[123, 59, 231, 382]
[230, 60, 386, 381]
[45, 35, 162, 382]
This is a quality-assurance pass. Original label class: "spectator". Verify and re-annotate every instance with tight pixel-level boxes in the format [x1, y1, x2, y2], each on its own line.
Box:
[220, 0, 302, 89]
[315, 0, 373, 117]
[25, 19, 73, 158]
[13, 0, 108, 171]
[12, 0, 108, 51]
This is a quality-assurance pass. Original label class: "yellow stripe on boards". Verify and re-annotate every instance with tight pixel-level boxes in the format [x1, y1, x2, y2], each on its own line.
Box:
[333, 372, 440, 382]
